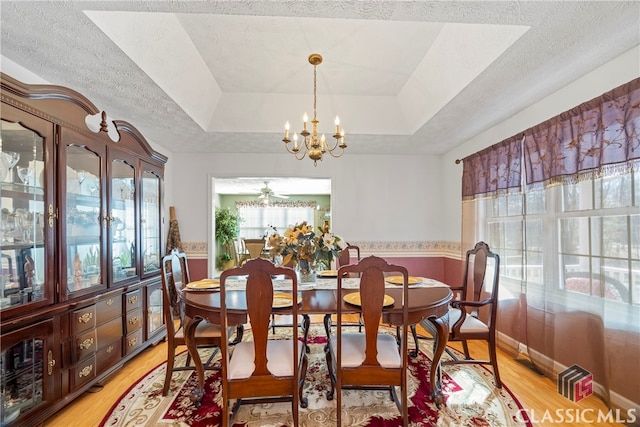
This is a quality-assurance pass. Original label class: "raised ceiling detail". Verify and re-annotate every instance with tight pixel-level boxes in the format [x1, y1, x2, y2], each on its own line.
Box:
[1, 1, 638, 156]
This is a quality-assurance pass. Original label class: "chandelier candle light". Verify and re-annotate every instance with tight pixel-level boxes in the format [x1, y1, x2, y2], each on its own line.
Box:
[282, 53, 347, 166]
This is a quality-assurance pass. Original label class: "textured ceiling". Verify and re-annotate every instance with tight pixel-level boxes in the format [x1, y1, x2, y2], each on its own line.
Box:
[1, 1, 639, 157]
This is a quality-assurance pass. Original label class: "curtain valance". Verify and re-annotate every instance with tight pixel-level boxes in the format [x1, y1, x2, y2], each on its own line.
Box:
[461, 135, 522, 200]
[236, 200, 317, 208]
[523, 78, 640, 188]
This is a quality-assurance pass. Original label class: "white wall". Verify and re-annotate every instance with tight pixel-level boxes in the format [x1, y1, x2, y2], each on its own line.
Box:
[169, 152, 445, 244]
[5, 46, 638, 247]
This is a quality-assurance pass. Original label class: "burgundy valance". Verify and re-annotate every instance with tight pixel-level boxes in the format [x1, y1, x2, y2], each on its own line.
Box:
[523, 78, 640, 188]
[462, 135, 522, 200]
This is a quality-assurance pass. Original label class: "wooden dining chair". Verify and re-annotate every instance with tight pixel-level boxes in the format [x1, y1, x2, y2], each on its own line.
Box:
[326, 256, 409, 426]
[233, 238, 250, 267]
[160, 249, 224, 396]
[415, 241, 502, 387]
[244, 238, 266, 259]
[337, 244, 360, 269]
[219, 258, 308, 427]
[331, 244, 363, 332]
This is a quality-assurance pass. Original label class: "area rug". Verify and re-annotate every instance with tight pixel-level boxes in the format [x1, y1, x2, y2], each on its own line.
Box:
[100, 326, 531, 426]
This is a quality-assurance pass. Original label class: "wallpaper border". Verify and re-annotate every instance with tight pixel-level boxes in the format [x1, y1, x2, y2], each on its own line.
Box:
[181, 241, 462, 260]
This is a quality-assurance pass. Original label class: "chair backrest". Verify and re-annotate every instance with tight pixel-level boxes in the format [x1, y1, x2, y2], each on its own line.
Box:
[461, 242, 500, 326]
[337, 244, 360, 268]
[160, 248, 191, 333]
[337, 255, 409, 376]
[219, 257, 299, 383]
[244, 238, 265, 259]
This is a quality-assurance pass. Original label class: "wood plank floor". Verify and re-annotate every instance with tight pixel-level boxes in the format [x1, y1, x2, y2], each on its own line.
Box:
[43, 321, 624, 427]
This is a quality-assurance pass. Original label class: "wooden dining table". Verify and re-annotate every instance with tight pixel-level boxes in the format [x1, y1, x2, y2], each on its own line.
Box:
[181, 277, 453, 407]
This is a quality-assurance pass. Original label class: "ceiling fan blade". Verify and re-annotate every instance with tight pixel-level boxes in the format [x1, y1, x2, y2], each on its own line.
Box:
[272, 194, 289, 199]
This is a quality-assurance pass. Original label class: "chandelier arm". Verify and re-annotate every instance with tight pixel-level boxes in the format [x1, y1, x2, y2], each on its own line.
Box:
[325, 146, 346, 159]
[322, 137, 341, 153]
[283, 142, 308, 160]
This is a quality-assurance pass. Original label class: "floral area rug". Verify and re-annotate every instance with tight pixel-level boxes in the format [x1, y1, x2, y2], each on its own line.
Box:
[100, 325, 531, 426]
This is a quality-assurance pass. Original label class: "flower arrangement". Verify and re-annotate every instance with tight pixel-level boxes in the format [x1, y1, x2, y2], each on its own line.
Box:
[267, 221, 347, 273]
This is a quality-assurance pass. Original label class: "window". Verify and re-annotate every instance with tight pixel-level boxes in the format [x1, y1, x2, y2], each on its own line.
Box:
[237, 205, 315, 239]
[483, 170, 639, 305]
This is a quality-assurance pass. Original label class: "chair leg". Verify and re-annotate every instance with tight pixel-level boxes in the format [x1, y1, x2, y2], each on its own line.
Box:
[461, 339, 471, 359]
[390, 386, 401, 413]
[230, 324, 244, 345]
[410, 324, 419, 358]
[162, 349, 175, 396]
[488, 337, 502, 388]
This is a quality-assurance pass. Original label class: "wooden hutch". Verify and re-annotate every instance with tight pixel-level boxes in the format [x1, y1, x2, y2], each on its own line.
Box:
[0, 73, 167, 426]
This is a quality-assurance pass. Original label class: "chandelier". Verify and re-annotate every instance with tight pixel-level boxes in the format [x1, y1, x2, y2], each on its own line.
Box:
[282, 53, 347, 166]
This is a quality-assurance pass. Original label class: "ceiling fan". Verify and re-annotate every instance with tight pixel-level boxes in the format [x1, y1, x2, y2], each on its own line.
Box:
[256, 181, 289, 205]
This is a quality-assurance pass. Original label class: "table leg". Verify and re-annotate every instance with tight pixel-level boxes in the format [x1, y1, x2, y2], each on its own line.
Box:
[302, 314, 311, 353]
[424, 313, 449, 408]
[184, 315, 205, 406]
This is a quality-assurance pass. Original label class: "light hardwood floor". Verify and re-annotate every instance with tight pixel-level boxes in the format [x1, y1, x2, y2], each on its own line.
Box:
[43, 321, 625, 427]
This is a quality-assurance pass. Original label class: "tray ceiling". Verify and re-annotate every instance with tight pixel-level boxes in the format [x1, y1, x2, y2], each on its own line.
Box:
[1, 1, 638, 156]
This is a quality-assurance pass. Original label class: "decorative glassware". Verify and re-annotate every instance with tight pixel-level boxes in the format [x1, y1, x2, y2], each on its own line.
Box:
[17, 166, 33, 185]
[2, 151, 20, 183]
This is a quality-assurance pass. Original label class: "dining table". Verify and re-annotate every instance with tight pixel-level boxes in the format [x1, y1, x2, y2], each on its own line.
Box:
[181, 275, 453, 407]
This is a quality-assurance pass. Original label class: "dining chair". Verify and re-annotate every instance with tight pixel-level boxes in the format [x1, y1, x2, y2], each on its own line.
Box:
[233, 238, 250, 267]
[244, 238, 266, 259]
[219, 257, 308, 426]
[415, 241, 502, 387]
[160, 249, 224, 396]
[337, 244, 360, 269]
[326, 256, 409, 426]
[330, 244, 363, 332]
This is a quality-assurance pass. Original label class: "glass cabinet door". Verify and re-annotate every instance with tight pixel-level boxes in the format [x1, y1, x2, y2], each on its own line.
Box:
[110, 158, 136, 283]
[1, 119, 49, 312]
[146, 282, 164, 339]
[1, 319, 55, 426]
[65, 145, 103, 294]
[141, 168, 161, 276]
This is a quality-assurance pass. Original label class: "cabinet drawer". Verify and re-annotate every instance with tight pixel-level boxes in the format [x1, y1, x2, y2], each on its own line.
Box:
[124, 329, 143, 356]
[96, 340, 122, 375]
[74, 329, 97, 363]
[124, 289, 142, 312]
[125, 308, 143, 335]
[96, 296, 122, 325]
[72, 355, 96, 390]
[72, 305, 96, 334]
[97, 317, 122, 348]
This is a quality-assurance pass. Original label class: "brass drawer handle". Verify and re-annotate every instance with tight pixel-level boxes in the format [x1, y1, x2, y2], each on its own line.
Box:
[78, 312, 93, 324]
[48, 350, 56, 376]
[79, 338, 94, 350]
[128, 316, 139, 325]
[79, 365, 93, 378]
[106, 345, 114, 354]
[106, 299, 114, 306]
[128, 337, 138, 347]
[128, 295, 138, 304]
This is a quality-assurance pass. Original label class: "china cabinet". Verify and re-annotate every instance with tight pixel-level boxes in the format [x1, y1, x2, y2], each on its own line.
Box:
[0, 73, 167, 426]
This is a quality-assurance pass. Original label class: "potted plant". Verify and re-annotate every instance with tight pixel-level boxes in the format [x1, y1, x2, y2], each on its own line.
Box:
[215, 207, 242, 270]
